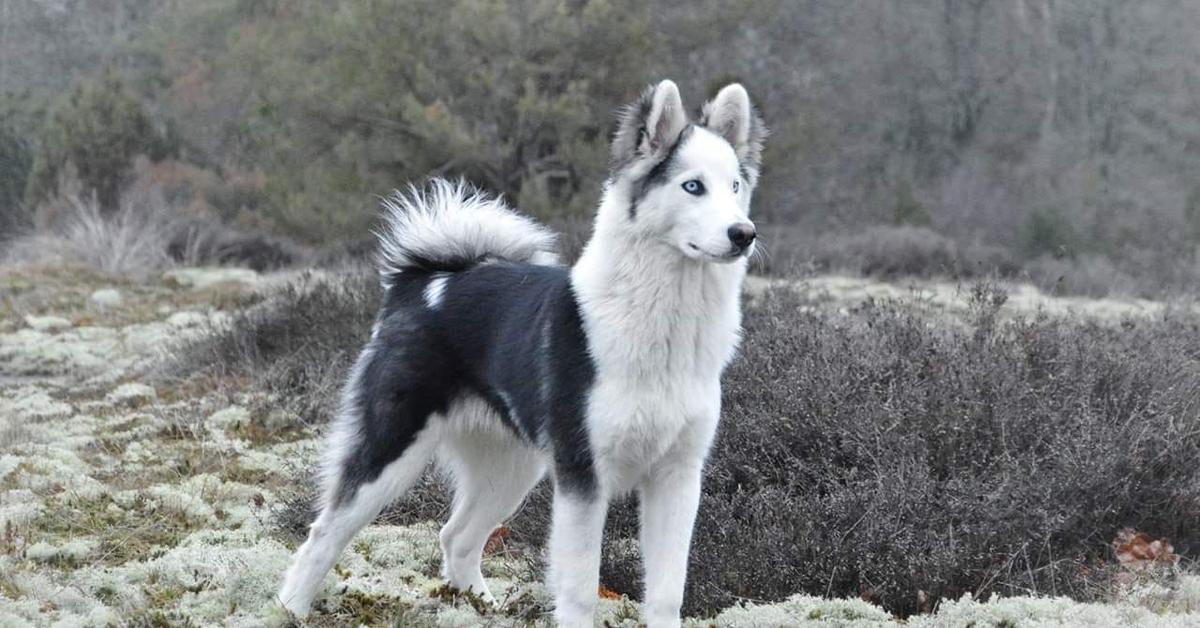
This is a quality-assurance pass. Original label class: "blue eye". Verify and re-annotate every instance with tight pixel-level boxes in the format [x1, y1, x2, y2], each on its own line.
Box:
[682, 179, 705, 195]
[733, 181, 740, 193]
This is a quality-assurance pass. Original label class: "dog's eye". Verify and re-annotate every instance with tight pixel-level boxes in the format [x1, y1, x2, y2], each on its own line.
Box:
[732, 181, 740, 193]
[682, 180, 705, 196]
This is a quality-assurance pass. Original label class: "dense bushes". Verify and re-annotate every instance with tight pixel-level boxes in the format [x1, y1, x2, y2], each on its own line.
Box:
[0, 124, 33, 236]
[760, 225, 1020, 281]
[200, 272, 1200, 618]
[142, 0, 654, 242]
[659, 288, 1200, 615]
[7, 2, 1200, 297]
[174, 271, 380, 425]
[26, 69, 175, 213]
[757, 223, 1198, 298]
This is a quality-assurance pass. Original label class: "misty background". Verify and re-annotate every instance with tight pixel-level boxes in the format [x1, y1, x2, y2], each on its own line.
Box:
[2, 0, 1199, 295]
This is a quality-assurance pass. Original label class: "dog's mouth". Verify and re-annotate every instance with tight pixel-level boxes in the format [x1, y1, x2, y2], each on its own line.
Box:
[686, 242, 750, 262]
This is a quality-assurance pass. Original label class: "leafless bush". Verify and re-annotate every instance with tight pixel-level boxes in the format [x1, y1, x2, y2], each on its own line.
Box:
[3, 185, 303, 275]
[210, 276, 1200, 618]
[172, 270, 380, 425]
[1024, 255, 1140, 299]
[4, 192, 176, 275]
[760, 224, 1020, 281]
[168, 218, 303, 271]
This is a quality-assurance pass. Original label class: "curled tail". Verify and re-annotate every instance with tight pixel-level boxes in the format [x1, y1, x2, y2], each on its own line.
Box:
[375, 179, 558, 286]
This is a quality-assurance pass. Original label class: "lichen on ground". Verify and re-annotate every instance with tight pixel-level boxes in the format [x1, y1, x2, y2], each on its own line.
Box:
[2, 264, 1199, 626]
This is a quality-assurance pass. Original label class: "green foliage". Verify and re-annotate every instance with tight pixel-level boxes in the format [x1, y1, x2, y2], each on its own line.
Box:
[27, 69, 174, 212]
[1021, 206, 1078, 258]
[1185, 186, 1200, 244]
[170, 0, 653, 242]
[892, 180, 931, 226]
[0, 124, 33, 233]
[0, 93, 46, 234]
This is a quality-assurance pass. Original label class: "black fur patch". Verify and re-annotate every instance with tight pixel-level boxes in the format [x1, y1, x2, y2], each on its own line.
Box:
[629, 125, 693, 219]
[333, 263, 599, 504]
[608, 86, 656, 174]
[334, 302, 457, 506]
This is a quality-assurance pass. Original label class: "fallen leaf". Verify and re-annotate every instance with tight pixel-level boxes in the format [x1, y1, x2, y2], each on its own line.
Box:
[1113, 528, 1178, 571]
[483, 525, 510, 555]
[598, 585, 621, 600]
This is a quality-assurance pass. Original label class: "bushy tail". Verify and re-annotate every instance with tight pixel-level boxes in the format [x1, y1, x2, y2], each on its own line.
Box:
[375, 179, 558, 286]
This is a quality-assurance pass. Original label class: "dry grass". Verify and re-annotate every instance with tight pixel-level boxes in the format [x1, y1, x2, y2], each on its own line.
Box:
[3, 187, 303, 277]
[5, 194, 176, 276]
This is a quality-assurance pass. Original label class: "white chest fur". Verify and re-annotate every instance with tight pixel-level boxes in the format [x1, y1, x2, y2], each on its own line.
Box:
[571, 238, 745, 493]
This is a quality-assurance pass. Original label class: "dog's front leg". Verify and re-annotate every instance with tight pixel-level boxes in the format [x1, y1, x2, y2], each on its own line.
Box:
[549, 488, 607, 628]
[638, 459, 703, 628]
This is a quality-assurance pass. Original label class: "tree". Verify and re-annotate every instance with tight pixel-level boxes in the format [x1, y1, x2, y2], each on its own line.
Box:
[0, 122, 31, 234]
[26, 68, 173, 213]
[148, 0, 654, 241]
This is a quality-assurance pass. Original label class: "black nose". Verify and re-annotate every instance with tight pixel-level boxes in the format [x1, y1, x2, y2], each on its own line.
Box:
[727, 223, 757, 248]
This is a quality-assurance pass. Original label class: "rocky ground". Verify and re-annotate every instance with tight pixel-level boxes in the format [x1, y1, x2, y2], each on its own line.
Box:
[2, 263, 1198, 627]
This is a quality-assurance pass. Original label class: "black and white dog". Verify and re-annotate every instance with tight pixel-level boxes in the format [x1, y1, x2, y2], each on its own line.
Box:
[278, 80, 766, 627]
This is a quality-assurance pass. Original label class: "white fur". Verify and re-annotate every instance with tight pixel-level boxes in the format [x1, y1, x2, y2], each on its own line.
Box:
[424, 274, 449, 309]
[644, 80, 689, 158]
[662, 129, 753, 261]
[278, 423, 439, 615]
[434, 397, 546, 602]
[563, 178, 746, 628]
[703, 84, 753, 157]
[280, 394, 551, 616]
[550, 83, 755, 628]
[376, 179, 558, 287]
[279, 82, 760, 628]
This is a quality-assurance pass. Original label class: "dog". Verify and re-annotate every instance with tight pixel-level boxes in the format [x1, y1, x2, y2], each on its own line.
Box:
[278, 79, 766, 627]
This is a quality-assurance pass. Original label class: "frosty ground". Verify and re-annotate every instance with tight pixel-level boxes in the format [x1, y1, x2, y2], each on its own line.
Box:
[2, 264, 1198, 627]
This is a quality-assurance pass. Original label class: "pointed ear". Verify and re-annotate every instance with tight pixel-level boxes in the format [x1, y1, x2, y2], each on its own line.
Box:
[642, 80, 688, 157]
[700, 83, 768, 187]
[610, 80, 689, 171]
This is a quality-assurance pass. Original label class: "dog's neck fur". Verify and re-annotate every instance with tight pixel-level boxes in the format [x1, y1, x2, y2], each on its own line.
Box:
[571, 181, 746, 384]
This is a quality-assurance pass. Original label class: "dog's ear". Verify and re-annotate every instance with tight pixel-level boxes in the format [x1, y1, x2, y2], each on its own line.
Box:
[700, 83, 768, 187]
[611, 80, 689, 171]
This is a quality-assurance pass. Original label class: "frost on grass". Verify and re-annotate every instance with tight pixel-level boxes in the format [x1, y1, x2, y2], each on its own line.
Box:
[0, 386, 73, 421]
[105, 382, 157, 406]
[906, 588, 1200, 628]
[688, 588, 1200, 627]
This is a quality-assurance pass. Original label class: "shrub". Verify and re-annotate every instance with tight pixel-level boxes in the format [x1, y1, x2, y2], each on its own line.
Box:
[174, 270, 380, 425]
[185, 0, 654, 242]
[893, 180, 931, 227]
[666, 288, 1200, 616]
[240, 277, 1200, 619]
[4, 177, 301, 275]
[4, 193, 177, 275]
[26, 69, 175, 213]
[769, 225, 1020, 281]
[167, 219, 303, 271]
[0, 123, 33, 236]
[1024, 254, 1140, 299]
[1022, 206, 1078, 259]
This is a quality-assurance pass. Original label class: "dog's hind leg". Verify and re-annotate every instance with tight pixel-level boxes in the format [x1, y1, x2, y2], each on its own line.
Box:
[276, 425, 436, 614]
[279, 319, 460, 617]
[278, 423, 438, 617]
[437, 423, 545, 602]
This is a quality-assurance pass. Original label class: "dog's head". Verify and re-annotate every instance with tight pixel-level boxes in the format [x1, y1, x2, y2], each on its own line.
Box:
[609, 80, 767, 263]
